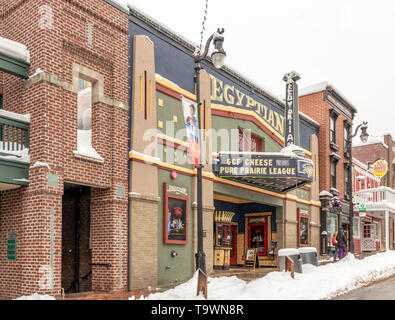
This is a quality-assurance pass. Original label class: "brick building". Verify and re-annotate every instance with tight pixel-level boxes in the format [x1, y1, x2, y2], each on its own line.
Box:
[0, 0, 129, 299]
[0, 0, 323, 299]
[353, 134, 395, 188]
[298, 82, 357, 255]
[352, 134, 395, 252]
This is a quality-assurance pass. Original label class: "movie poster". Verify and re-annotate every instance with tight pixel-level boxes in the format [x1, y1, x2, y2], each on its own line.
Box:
[182, 96, 200, 167]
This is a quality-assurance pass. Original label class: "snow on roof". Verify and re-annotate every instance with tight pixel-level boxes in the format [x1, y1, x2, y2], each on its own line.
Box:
[319, 190, 332, 197]
[0, 109, 30, 123]
[329, 152, 341, 160]
[299, 81, 357, 112]
[353, 135, 388, 149]
[0, 36, 30, 64]
[299, 111, 320, 127]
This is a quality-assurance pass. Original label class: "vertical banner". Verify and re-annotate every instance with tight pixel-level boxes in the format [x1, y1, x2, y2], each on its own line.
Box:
[182, 96, 200, 167]
[283, 72, 301, 147]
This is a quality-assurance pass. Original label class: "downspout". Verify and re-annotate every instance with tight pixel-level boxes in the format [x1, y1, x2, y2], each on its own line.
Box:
[127, 8, 133, 291]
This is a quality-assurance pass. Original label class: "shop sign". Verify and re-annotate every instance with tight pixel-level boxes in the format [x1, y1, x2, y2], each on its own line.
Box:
[209, 74, 285, 137]
[217, 153, 314, 180]
[283, 72, 300, 146]
[7, 232, 17, 261]
[166, 184, 188, 197]
[372, 159, 388, 178]
[249, 217, 266, 224]
[359, 203, 367, 217]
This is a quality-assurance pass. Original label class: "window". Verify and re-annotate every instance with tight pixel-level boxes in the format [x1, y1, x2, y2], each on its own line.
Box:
[330, 159, 337, 189]
[353, 217, 360, 238]
[330, 115, 336, 144]
[238, 128, 263, 152]
[344, 124, 350, 156]
[327, 213, 338, 247]
[0, 94, 2, 109]
[344, 164, 350, 197]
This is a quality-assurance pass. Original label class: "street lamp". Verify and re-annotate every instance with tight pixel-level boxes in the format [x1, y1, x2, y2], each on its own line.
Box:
[346, 121, 369, 254]
[194, 28, 226, 275]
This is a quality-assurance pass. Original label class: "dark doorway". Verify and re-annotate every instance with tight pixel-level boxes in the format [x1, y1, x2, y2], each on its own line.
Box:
[62, 183, 92, 294]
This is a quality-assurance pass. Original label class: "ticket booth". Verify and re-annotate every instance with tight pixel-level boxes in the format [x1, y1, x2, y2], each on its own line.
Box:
[213, 211, 235, 270]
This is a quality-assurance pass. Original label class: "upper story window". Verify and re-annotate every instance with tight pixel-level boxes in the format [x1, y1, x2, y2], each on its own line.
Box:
[344, 124, 350, 157]
[330, 114, 336, 144]
[344, 163, 350, 198]
[0, 94, 2, 109]
[238, 128, 263, 152]
[330, 158, 337, 190]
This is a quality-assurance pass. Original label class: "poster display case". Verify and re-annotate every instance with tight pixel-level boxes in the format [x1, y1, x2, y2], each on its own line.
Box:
[163, 183, 189, 245]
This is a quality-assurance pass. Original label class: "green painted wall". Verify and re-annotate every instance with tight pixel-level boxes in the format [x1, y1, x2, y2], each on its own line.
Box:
[157, 168, 194, 285]
[211, 115, 282, 153]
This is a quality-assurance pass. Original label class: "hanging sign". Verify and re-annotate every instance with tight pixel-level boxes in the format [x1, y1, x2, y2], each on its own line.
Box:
[372, 159, 388, 178]
[359, 203, 367, 217]
[283, 71, 301, 147]
[182, 96, 200, 167]
[217, 153, 314, 180]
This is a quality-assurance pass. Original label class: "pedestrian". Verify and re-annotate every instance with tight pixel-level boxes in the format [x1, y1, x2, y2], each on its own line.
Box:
[337, 228, 347, 259]
[332, 231, 339, 261]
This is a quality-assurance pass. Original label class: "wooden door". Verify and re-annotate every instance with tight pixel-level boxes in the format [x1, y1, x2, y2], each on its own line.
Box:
[248, 221, 268, 256]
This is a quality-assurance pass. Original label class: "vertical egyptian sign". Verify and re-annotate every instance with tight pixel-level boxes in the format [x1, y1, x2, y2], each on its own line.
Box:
[182, 96, 200, 167]
[283, 72, 301, 147]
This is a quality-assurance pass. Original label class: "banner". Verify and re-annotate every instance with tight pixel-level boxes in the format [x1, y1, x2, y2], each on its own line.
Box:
[182, 96, 200, 167]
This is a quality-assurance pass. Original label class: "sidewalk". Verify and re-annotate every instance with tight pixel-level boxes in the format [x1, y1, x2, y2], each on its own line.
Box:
[64, 266, 278, 300]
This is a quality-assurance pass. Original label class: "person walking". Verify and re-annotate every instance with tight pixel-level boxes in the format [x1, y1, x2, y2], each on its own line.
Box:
[332, 231, 339, 261]
[337, 228, 347, 260]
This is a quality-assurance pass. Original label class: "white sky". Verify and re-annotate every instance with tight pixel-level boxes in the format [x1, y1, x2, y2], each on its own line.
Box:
[119, 0, 395, 139]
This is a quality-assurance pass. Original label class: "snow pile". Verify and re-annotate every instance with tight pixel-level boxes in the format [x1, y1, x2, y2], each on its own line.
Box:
[30, 161, 50, 169]
[74, 130, 104, 161]
[0, 109, 30, 123]
[0, 143, 30, 163]
[0, 36, 30, 63]
[131, 251, 395, 300]
[14, 293, 56, 300]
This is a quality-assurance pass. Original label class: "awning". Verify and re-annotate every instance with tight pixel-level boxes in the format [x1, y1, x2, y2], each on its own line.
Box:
[213, 152, 314, 193]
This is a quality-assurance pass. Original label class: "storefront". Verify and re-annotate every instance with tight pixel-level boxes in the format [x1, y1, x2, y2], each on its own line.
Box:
[127, 6, 321, 289]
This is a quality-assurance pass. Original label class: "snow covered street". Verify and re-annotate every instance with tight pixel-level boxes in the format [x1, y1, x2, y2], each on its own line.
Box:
[130, 251, 395, 300]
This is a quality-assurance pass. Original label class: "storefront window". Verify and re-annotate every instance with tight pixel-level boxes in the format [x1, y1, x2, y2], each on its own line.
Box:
[327, 213, 338, 246]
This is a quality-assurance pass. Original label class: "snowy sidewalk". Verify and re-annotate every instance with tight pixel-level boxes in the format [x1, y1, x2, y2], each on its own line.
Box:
[131, 251, 395, 300]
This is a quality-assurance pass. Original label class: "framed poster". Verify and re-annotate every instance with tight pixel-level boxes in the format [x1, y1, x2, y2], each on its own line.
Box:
[298, 208, 309, 247]
[244, 248, 257, 270]
[163, 183, 189, 244]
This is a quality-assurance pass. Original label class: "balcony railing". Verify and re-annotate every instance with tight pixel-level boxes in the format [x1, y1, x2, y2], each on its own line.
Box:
[0, 110, 30, 186]
[354, 186, 395, 208]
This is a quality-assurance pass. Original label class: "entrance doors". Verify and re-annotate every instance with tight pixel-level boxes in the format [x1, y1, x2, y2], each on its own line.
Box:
[230, 225, 237, 265]
[62, 185, 91, 294]
[248, 219, 268, 256]
[362, 223, 375, 251]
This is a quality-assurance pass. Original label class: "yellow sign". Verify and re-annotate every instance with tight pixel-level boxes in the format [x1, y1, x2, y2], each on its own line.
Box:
[372, 159, 388, 178]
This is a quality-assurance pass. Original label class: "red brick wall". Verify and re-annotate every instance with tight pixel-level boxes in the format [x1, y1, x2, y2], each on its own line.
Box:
[0, 0, 129, 299]
[299, 92, 351, 197]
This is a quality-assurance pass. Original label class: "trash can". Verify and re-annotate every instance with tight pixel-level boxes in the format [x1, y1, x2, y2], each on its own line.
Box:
[278, 248, 303, 273]
[298, 247, 318, 266]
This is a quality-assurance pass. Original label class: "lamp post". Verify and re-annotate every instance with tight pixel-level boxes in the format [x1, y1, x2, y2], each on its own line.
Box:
[194, 29, 226, 274]
[346, 121, 369, 254]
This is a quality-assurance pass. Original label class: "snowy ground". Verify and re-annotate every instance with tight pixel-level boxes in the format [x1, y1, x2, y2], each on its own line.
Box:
[131, 251, 395, 300]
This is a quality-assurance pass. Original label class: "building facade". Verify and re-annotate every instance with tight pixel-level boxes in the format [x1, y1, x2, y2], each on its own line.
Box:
[0, 0, 322, 299]
[127, 6, 320, 288]
[298, 82, 357, 255]
[0, 0, 129, 299]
